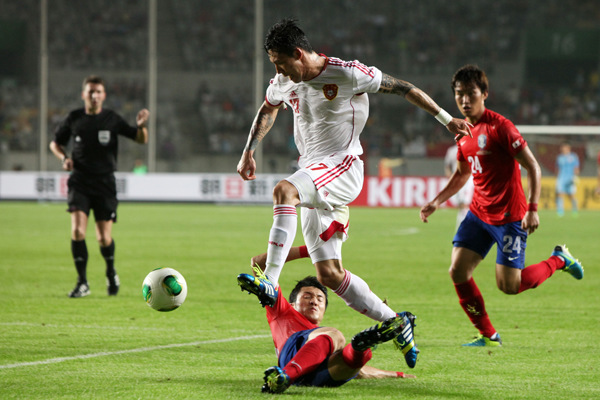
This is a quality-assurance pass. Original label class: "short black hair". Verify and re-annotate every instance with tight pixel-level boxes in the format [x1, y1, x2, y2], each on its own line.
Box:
[264, 18, 313, 57]
[451, 64, 489, 94]
[289, 276, 328, 309]
[82, 75, 105, 90]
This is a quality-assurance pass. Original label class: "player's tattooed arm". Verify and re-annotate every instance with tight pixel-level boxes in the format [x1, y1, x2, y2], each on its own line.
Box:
[378, 73, 416, 97]
[244, 102, 278, 152]
[379, 73, 446, 117]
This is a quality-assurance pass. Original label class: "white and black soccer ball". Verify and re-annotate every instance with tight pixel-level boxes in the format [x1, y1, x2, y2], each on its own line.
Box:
[142, 267, 188, 312]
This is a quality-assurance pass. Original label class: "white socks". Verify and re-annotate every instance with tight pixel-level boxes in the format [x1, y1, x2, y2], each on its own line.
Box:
[334, 270, 397, 322]
[264, 205, 297, 285]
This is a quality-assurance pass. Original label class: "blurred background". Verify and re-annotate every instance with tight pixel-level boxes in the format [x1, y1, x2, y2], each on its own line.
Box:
[0, 0, 599, 177]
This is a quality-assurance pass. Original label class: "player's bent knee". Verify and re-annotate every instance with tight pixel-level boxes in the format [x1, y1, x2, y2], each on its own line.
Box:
[315, 267, 344, 289]
[71, 228, 86, 241]
[498, 282, 519, 295]
[272, 180, 299, 205]
[327, 329, 346, 351]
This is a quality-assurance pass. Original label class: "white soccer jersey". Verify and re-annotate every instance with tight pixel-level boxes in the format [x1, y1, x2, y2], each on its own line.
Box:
[265, 55, 382, 168]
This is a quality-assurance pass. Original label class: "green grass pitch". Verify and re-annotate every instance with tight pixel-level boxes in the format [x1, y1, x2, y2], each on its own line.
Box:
[0, 201, 598, 399]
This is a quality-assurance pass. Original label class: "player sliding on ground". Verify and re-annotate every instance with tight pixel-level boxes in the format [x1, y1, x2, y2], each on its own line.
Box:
[238, 270, 416, 394]
[420, 65, 584, 346]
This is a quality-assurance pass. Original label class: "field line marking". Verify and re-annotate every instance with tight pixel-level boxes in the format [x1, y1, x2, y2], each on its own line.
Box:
[1, 321, 171, 331]
[0, 334, 270, 370]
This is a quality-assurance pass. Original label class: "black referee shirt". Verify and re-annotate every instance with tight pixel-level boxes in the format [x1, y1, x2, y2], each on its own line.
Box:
[53, 108, 138, 176]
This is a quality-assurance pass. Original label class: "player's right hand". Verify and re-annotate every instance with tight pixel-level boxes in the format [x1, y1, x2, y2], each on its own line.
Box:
[419, 202, 437, 223]
[62, 158, 74, 171]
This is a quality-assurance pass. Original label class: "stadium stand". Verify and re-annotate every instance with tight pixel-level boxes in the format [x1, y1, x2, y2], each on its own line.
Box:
[0, 0, 598, 171]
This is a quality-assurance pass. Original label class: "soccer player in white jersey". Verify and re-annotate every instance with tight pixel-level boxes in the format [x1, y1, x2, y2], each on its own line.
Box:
[236, 19, 471, 373]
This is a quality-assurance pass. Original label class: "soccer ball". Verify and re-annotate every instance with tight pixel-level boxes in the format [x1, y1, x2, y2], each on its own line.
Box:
[142, 267, 188, 312]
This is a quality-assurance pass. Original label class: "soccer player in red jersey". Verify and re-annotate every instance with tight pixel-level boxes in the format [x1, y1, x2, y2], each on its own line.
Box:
[237, 267, 415, 394]
[419, 65, 584, 346]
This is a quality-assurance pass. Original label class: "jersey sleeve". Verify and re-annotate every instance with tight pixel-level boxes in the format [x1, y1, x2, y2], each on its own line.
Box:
[352, 61, 382, 94]
[498, 118, 527, 156]
[53, 112, 74, 146]
[265, 77, 285, 107]
[114, 113, 138, 140]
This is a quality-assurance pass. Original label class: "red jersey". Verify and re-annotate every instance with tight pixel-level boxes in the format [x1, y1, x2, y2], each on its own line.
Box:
[266, 289, 318, 357]
[457, 108, 527, 225]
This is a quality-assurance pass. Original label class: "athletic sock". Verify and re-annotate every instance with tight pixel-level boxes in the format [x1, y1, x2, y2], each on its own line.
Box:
[298, 245, 309, 259]
[282, 335, 333, 382]
[264, 205, 297, 285]
[556, 197, 564, 214]
[100, 240, 116, 277]
[333, 270, 397, 321]
[454, 277, 496, 338]
[71, 239, 88, 284]
[518, 255, 564, 293]
[342, 343, 372, 369]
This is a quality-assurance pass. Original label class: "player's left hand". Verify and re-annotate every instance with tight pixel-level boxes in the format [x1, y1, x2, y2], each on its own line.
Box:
[446, 118, 473, 140]
[521, 211, 539, 234]
[237, 151, 257, 181]
[136, 108, 150, 127]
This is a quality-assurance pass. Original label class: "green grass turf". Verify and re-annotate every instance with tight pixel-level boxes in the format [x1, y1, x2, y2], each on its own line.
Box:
[0, 201, 598, 399]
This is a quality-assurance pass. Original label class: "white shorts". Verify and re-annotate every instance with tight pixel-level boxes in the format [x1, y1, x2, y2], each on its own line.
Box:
[285, 154, 363, 262]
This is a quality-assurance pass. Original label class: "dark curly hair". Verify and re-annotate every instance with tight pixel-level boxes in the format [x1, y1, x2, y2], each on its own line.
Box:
[264, 18, 313, 56]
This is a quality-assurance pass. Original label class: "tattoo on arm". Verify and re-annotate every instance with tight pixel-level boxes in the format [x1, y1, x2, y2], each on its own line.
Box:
[245, 109, 275, 151]
[378, 73, 416, 97]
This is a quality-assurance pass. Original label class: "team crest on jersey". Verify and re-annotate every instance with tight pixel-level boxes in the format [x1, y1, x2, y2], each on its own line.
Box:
[476, 134, 491, 155]
[477, 134, 487, 149]
[322, 84, 338, 100]
[98, 130, 111, 145]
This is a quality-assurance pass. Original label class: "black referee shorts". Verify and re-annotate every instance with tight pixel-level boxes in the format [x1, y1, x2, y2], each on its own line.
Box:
[67, 173, 118, 222]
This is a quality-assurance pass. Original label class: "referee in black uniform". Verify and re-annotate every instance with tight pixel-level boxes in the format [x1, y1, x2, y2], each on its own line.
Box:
[50, 75, 149, 298]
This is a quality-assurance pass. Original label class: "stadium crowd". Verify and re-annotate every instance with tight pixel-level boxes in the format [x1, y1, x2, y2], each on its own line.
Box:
[1, 0, 599, 163]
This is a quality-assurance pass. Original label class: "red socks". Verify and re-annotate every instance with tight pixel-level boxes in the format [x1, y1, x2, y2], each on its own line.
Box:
[454, 278, 496, 338]
[518, 255, 564, 293]
[298, 245, 309, 258]
[283, 335, 333, 382]
[342, 343, 372, 369]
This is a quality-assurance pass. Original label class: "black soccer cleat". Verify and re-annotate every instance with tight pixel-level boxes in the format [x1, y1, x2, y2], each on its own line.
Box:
[107, 273, 120, 296]
[69, 282, 90, 298]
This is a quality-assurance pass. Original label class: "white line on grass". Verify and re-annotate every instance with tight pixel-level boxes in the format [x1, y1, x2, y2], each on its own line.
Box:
[0, 321, 170, 331]
[0, 334, 270, 370]
[390, 227, 419, 235]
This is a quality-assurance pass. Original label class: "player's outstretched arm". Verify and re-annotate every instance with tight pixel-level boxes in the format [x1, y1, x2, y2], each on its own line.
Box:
[356, 365, 416, 379]
[420, 161, 471, 223]
[378, 73, 472, 139]
[237, 101, 279, 181]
